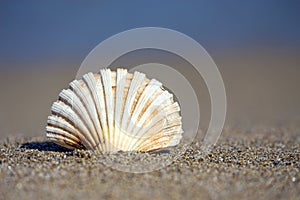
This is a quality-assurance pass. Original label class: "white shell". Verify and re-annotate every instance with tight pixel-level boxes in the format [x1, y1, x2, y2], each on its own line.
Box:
[46, 68, 183, 152]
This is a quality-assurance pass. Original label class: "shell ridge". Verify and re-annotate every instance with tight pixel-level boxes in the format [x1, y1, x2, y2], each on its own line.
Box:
[120, 71, 145, 150]
[131, 97, 182, 150]
[136, 117, 182, 151]
[132, 117, 165, 151]
[124, 80, 162, 150]
[47, 133, 82, 149]
[139, 131, 182, 151]
[114, 68, 128, 151]
[128, 90, 172, 150]
[46, 126, 81, 146]
[90, 72, 109, 152]
[138, 117, 182, 151]
[70, 80, 102, 152]
[50, 101, 95, 149]
[100, 69, 115, 151]
[47, 116, 81, 143]
[126, 79, 161, 133]
[54, 96, 95, 148]
[60, 89, 99, 149]
[82, 73, 106, 152]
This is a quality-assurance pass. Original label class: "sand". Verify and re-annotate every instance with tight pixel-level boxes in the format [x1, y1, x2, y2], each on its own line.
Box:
[0, 128, 299, 200]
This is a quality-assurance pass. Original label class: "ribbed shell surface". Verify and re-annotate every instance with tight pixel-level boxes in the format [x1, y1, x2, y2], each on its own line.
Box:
[46, 68, 183, 153]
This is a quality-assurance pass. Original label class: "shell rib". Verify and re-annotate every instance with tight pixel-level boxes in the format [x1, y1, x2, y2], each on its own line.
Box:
[46, 68, 183, 153]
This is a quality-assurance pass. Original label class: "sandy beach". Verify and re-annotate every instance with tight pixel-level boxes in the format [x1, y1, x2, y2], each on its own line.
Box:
[0, 128, 299, 200]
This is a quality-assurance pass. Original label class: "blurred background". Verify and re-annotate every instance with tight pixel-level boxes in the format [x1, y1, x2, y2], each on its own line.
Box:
[0, 1, 299, 139]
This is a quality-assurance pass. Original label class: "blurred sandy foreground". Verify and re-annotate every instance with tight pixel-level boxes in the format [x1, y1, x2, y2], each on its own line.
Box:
[0, 48, 300, 139]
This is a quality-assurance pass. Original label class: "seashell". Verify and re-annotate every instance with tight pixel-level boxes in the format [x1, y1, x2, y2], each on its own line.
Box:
[46, 68, 183, 153]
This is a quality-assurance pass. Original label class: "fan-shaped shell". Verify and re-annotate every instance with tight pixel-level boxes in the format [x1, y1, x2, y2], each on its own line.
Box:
[46, 68, 183, 153]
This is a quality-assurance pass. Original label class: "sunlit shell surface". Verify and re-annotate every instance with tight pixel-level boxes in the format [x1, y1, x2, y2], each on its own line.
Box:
[46, 68, 183, 153]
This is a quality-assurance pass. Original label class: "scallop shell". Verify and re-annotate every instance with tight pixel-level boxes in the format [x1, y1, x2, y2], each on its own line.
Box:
[46, 68, 183, 153]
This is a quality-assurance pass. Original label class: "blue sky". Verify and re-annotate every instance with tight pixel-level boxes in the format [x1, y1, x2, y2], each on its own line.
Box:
[0, 0, 299, 66]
